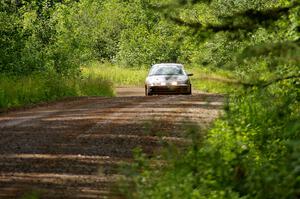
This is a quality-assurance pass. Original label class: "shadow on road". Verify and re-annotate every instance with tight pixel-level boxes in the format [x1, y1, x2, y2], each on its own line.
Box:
[0, 90, 224, 199]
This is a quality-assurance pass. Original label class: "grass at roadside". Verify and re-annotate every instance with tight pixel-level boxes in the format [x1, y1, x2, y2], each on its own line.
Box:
[0, 73, 114, 110]
[186, 66, 240, 94]
[0, 62, 148, 110]
[82, 62, 238, 94]
[82, 62, 148, 86]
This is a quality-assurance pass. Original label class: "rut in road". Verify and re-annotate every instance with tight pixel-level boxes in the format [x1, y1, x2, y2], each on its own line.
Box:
[0, 92, 224, 199]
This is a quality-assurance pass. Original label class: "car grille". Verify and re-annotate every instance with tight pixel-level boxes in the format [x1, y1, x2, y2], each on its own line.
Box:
[150, 86, 189, 94]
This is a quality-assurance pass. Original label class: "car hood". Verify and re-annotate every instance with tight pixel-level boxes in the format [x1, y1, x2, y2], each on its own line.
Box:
[146, 75, 188, 83]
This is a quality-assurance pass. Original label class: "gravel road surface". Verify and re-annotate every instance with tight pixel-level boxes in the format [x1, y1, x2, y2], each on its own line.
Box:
[0, 88, 224, 199]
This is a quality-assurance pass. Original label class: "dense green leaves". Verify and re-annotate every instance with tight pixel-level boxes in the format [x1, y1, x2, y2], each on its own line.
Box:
[0, 0, 189, 73]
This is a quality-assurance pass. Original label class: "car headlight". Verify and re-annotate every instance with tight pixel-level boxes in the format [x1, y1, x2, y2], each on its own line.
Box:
[160, 82, 166, 86]
[171, 81, 178, 86]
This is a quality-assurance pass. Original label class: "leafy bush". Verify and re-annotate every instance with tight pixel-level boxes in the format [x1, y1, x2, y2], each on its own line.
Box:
[126, 79, 299, 199]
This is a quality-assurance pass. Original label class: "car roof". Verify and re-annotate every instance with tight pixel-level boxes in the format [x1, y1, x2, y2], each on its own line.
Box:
[151, 63, 183, 68]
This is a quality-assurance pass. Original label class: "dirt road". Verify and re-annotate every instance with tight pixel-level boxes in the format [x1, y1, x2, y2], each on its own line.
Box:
[0, 88, 224, 199]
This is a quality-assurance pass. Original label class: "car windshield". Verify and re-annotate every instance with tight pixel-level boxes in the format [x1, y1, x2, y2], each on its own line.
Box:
[149, 65, 184, 76]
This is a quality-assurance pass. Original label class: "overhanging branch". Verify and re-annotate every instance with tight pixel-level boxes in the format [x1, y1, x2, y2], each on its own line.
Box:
[159, 2, 299, 32]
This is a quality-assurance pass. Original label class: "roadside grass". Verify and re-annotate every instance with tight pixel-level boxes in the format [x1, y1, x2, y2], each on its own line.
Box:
[82, 62, 148, 87]
[185, 66, 240, 94]
[0, 73, 114, 110]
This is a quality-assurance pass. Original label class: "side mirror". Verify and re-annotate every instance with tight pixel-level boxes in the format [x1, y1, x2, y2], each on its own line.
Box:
[187, 73, 194, 76]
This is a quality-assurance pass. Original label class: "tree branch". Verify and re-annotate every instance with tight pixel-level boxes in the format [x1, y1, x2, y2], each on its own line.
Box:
[160, 2, 299, 32]
[261, 75, 300, 88]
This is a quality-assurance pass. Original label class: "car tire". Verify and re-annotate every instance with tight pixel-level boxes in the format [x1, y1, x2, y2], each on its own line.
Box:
[145, 86, 152, 96]
[145, 86, 148, 96]
[187, 85, 192, 95]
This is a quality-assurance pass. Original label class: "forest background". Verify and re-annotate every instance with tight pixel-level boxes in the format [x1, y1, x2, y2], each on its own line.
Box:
[1, 0, 299, 198]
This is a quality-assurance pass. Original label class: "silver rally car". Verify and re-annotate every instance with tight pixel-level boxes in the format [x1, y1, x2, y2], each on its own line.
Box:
[145, 63, 193, 96]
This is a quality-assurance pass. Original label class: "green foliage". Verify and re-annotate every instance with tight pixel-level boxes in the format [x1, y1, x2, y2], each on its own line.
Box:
[120, 0, 300, 198]
[49, 0, 104, 74]
[127, 82, 299, 199]
[0, 11, 23, 74]
[20, 190, 40, 199]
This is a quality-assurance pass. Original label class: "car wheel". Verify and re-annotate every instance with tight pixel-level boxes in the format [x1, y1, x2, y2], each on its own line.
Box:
[145, 86, 153, 96]
[145, 86, 148, 96]
[187, 85, 192, 95]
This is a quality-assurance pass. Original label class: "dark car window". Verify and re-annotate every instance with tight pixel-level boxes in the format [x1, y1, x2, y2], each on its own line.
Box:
[149, 66, 184, 76]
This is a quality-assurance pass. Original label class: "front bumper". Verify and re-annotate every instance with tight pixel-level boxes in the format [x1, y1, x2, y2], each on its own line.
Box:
[147, 85, 191, 95]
